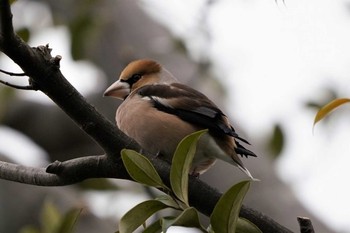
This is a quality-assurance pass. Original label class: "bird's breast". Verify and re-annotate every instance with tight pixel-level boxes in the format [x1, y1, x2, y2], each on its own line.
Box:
[116, 95, 198, 159]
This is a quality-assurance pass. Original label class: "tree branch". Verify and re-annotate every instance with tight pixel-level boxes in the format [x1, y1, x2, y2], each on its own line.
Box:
[0, 155, 128, 186]
[0, 1, 294, 232]
[0, 68, 26, 76]
[0, 79, 34, 90]
[0, 0, 14, 40]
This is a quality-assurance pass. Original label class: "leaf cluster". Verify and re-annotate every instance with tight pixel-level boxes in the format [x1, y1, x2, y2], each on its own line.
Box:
[119, 130, 261, 233]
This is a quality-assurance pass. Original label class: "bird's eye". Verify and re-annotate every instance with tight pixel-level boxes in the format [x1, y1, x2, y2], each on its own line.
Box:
[129, 74, 142, 84]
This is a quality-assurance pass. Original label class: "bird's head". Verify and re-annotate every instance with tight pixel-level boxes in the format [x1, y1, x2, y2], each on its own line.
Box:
[103, 59, 177, 100]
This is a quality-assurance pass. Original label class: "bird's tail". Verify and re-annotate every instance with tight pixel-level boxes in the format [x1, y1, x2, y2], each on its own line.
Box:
[237, 164, 260, 181]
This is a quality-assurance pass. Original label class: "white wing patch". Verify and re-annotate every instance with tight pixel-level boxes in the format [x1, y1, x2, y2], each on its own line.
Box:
[145, 95, 175, 108]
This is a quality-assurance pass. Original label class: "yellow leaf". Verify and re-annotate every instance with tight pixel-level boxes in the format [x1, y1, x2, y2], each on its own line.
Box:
[313, 98, 350, 127]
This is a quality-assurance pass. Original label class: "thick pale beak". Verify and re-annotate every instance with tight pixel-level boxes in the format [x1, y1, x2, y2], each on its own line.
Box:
[103, 80, 130, 100]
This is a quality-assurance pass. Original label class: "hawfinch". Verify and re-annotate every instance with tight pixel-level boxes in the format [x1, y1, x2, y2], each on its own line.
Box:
[104, 59, 256, 179]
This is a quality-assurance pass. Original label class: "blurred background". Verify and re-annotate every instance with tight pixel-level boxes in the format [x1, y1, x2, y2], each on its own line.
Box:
[1, 0, 350, 232]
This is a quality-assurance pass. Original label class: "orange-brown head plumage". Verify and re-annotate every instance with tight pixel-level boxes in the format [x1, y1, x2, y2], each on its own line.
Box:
[104, 59, 177, 99]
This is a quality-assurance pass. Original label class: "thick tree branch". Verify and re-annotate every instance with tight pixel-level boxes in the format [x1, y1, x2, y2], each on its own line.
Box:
[0, 1, 294, 232]
[0, 155, 128, 186]
[0, 161, 55, 185]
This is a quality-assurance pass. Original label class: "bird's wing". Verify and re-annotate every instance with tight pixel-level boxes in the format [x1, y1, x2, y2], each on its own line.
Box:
[136, 83, 252, 145]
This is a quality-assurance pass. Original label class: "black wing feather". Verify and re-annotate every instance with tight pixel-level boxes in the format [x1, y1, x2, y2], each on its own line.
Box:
[137, 83, 250, 145]
[235, 141, 257, 157]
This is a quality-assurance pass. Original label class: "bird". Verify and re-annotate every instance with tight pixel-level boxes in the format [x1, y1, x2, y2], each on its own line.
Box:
[104, 59, 257, 180]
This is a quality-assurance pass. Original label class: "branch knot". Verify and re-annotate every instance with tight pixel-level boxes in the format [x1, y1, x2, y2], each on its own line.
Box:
[46, 160, 63, 174]
[50, 55, 62, 68]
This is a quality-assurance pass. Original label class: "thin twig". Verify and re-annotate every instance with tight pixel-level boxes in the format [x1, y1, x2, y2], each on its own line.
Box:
[0, 79, 34, 90]
[0, 68, 26, 76]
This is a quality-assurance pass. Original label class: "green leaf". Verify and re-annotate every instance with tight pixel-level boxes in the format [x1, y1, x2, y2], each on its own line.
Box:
[16, 27, 30, 42]
[57, 208, 82, 233]
[41, 200, 61, 233]
[0, 81, 16, 122]
[69, 13, 95, 60]
[161, 207, 206, 232]
[267, 123, 284, 159]
[210, 180, 251, 233]
[170, 130, 208, 206]
[155, 195, 181, 210]
[313, 98, 350, 127]
[119, 200, 169, 233]
[143, 219, 162, 233]
[236, 218, 262, 233]
[121, 149, 167, 189]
